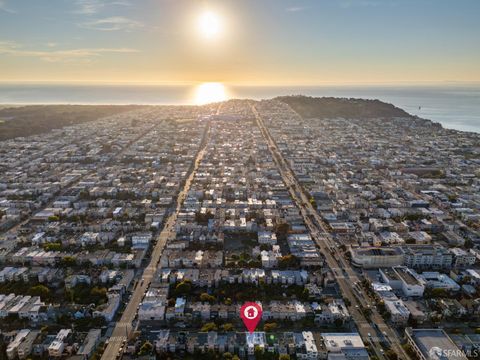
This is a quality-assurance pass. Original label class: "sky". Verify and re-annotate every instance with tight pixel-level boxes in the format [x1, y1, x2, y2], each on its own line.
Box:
[0, 0, 479, 85]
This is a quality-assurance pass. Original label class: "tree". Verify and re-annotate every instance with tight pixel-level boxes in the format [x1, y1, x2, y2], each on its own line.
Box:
[254, 345, 264, 358]
[59, 256, 76, 267]
[29, 285, 50, 299]
[200, 322, 218, 332]
[385, 349, 398, 360]
[222, 323, 234, 332]
[175, 279, 192, 296]
[90, 287, 108, 304]
[138, 340, 153, 355]
[428, 288, 448, 298]
[300, 288, 310, 301]
[263, 322, 278, 332]
[43, 242, 62, 251]
[275, 223, 291, 237]
[279, 355, 291, 360]
[278, 254, 299, 269]
[200, 292, 216, 303]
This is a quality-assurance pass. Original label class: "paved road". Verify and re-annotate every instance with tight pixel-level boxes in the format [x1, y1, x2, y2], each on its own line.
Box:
[101, 121, 211, 360]
[252, 103, 409, 360]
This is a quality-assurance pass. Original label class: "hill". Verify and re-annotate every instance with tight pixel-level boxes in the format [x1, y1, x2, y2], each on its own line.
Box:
[0, 105, 142, 141]
[276, 95, 413, 119]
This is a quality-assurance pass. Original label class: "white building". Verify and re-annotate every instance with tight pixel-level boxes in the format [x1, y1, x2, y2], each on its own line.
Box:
[420, 272, 461, 292]
[321, 333, 369, 360]
[48, 329, 71, 358]
[384, 299, 410, 325]
[380, 266, 425, 297]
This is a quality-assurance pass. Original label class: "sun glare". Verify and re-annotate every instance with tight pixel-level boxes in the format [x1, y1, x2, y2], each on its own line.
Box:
[194, 82, 228, 105]
[198, 10, 222, 39]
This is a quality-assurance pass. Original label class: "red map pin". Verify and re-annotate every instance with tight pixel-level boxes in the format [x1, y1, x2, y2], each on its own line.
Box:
[240, 302, 262, 333]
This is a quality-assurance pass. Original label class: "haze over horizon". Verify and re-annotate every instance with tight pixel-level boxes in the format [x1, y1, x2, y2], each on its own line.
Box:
[1, 0, 479, 85]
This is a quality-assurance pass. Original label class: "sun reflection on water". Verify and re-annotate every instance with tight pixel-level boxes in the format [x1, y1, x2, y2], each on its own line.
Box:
[194, 82, 229, 105]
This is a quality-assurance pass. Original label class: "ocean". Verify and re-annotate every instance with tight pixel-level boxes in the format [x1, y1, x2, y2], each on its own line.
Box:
[0, 83, 479, 133]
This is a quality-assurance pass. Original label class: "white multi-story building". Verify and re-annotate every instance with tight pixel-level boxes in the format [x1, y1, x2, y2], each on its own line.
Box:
[48, 329, 71, 358]
[450, 248, 476, 268]
[380, 266, 425, 297]
[384, 299, 410, 325]
[402, 245, 453, 270]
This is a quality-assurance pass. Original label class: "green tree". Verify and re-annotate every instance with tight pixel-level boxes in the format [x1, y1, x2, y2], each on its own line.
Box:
[43, 242, 62, 251]
[29, 285, 50, 299]
[138, 340, 153, 355]
[263, 322, 278, 332]
[222, 323, 234, 332]
[200, 292, 216, 303]
[59, 256, 76, 267]
[279, 355, 291, 360]
[278, 254, 299, 269]
[385, 349, 398, 360]
[200, 322, 218, 332]
[175, 279, 192, 296]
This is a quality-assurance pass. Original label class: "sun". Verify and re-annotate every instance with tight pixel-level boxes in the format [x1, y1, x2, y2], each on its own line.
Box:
[194, 83, 228, 105]
[198, 10, 222, 39]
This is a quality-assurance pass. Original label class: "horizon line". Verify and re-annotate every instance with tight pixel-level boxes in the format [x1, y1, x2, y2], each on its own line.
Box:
[1, 80, 480, 87]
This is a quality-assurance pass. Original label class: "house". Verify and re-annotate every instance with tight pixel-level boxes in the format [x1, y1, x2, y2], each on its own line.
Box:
[450, 248, 476, 269]
[131, 233, 153, 250]
[48, 329, 71, 358]
[17, 330, 39, 360]
[7, 329, 31, 360]
[93, 293, 120, 322]
[76, 329, 101, 360]
[384, 299, 410, 325]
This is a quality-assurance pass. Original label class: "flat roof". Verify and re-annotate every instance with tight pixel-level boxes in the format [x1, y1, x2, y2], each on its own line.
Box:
[408, 329, 467, 360]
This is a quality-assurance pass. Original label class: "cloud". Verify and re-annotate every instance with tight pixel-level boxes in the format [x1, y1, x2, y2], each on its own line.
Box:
[80, 16, 143, 31]
[0, 41, 139, 62]
[286, 6, 307, 12]
[74, 0, 131, 15]
[74, 0, 104, 14]
[339, 0, 394, 8]
[0, 0, 16, 13]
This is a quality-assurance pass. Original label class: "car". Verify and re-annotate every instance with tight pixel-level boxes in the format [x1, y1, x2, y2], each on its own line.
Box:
[368, 333, 372, 338]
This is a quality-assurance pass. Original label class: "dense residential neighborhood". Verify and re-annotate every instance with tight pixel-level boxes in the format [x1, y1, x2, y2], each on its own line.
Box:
[0, 98, 479, 360]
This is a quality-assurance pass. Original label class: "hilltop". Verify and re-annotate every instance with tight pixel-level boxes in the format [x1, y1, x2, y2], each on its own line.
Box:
[0, 105, 141, 141]
[276, 95, 413, 119]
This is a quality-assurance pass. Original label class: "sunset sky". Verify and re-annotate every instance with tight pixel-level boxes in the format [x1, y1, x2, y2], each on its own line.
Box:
[1, 0, 479, 85]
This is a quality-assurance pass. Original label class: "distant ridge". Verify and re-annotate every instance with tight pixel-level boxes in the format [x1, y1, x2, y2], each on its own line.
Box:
[276, 95, 413, 119]
[0, 105, 141, 141]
